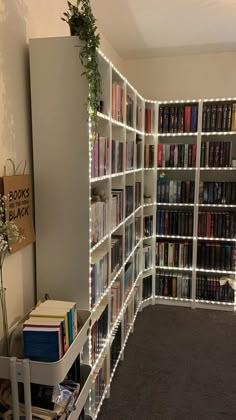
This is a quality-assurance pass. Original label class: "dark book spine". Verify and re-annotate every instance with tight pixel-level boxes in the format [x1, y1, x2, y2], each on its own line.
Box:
[210, 104, 217, 132]
[158, 106, 164, 133]
[206, 104, 211, 132]
[216, 104, 223, 131]
[174, 106, 178, 133]
[169, 106, 175, 133]
[222, 104, 228, 131]
[163, 107, 170, 133]
[178, 106, 184, 133]
[202, 104, 207, 132]
[226, 104, 232, 131]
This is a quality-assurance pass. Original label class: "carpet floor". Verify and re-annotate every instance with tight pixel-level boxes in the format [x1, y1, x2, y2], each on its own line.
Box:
[99, 305, 236, 420]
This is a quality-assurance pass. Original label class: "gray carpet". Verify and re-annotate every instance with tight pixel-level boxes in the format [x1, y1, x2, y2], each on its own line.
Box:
[99, 305, 236, 420]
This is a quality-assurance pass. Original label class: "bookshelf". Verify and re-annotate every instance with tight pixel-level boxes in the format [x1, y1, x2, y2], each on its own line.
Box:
[27, 36, 236, 418]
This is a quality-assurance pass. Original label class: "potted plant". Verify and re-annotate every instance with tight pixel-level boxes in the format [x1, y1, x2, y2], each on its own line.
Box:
[62, 0, 102, 139]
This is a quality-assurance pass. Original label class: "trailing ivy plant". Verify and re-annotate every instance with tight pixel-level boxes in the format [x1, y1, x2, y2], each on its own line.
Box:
[62, 0, 102, 140]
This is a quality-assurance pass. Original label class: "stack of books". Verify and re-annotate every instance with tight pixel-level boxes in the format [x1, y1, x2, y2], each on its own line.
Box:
[196, 276, 234, 302]
[156, 241, 192, 268]
[157, 179, 195, 203]
[126, 141, 134, 170]
[23, 300, 78, 362]
[200, 141, 232, 167]
[198, 211, 236, 238]
[112, 82, 125, 122]
[143, 275, 152, 300]
[143, 243, 152, 270]
[157, 143, 197, 167]
[199, 182, 236, 205]
[202, 102, 236, 132]
[91, 250, 109, 307]
[156, 209, 193, 236]
[159, 104, 198, 133]
[91, 135, 110, 178]
[110, 277, 122, 324]
[156, 273, 191, 299]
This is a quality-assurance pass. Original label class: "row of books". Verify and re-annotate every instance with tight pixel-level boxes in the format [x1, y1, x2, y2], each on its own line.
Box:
[196, 276, 234, 302]
[200, 141, 232, 167]
[135, 216, 142, 244]
[157, 179, 195, 204]
[136, 137, 142, 168]
[111, 235, 123, 277]
[156, 241, 193, 268]
[112, 82, 125, 122]
[143, 215, 153, 237]
[91, 194, 109, 246]
[110, 277, 122, 324]
[145, 108, 154, 133]
[91, 305, 108, 364]
[126, 94, 134, 127]
[126, 141, 134, 170]
[157, 143, 197, 168]
[135, 181, 142, 209]
[143, 243, 153, 270]
[136, 105, 142, 131]
[90, 358, 107, 415]
[112, 140, 124, 173]
[158, 104, 198, 133]
[134, 247, 141, 278]
[125, 222, 133, 258]
[110, 322, 122, 373]
[156, 210, 193, 236]
[144, 144, 155, 168]
[23, 300, 78, 362]
[124, 261, 133, 299]
[91, 250, 109, 307]
[126, 185, 134, 217]
[197, 243, 235, 271]
[156, 274, 191, 299]
[91, 135, 109, 178]
[111, 189, 123, 230]
[124, 301, 133, 337]
[199, 182, 236, 205]
[142, 275, 152, 300]
[202, 102, 236, 132]
[198, 211, 236, 238]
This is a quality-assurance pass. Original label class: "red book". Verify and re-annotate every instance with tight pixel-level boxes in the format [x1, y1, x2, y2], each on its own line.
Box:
[184, 106, 191, 133]
[157, 144, 163, 167]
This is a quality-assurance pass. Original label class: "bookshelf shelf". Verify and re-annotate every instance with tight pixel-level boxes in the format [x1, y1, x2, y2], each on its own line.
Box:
[197, 237, 236, 242]
[201, 131, 236, 136]
[156, 266, 193, 271]
[195, 299, 234, 306]
[156, 235, 193, 240]
[158, 133, 197, 137]
[28, 37, 236, 420]
[157, 167, 196, 171]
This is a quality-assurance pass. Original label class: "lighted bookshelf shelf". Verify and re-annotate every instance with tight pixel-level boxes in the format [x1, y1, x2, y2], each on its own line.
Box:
[157, 167, 196, 171]
[195, 299, 234, 306]
[198, 204, 236, 208]
[201, 131, 236, 136]
[158, 133, 197, 137]
[196, 268, 235, 274]
[97, 111, 110, 121]
[111, 172, 124, 178]
[200, 167, 236, 171]
[91, 174, 110, 183]
[197, 237, 236, 242]
[156, 295, 193, 303]
[156, 202, 194, 207]
[156, 266, 193, 271]
[156, 234, 193, 240]
[90, 234, 109, 253]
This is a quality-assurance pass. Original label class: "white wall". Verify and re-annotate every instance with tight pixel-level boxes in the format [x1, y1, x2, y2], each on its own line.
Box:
[0, 0, 124, 340]
[124, 52, 236, 101]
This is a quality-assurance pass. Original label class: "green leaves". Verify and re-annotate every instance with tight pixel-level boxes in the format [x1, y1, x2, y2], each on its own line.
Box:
[61, 0, 101, 141]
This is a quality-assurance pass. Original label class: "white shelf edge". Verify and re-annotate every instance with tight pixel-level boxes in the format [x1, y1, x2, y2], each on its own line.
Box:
[156, 235, 193, 240]
[157, 167, 196, 170]
[156, 295, 193, 303]
[91, 175, 110, 183]
[198, 204, 236, 208]
[197, 237, 236, 242]
[158, 132, 197, 137]
[156, 202, 194, 206]
[200, 167, 236, 171]
[90, 234, 109, 253]
[201, 131, 236, 136]
[156, 266, 192, 271]
[195, 299, 234, 306]
[196, 268, 235, 274]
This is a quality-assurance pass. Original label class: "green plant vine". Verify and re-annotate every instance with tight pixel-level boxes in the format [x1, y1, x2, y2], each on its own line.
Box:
[62, 0, 102, 140]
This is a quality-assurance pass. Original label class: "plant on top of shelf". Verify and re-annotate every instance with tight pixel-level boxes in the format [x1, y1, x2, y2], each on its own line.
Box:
[62, 0, 102, 141]
[0, 195, 23, 356]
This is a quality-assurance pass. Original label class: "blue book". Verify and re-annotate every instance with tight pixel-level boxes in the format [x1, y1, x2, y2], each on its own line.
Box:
[23, 327, 61, 362]
[190, 105, 198, 132]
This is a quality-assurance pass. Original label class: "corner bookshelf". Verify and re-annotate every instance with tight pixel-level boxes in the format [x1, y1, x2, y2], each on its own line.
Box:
[29, 36, 236, 418]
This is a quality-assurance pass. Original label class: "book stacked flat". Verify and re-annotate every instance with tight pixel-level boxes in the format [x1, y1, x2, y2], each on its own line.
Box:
[202, 102, 236, 132]
[200, 141, 232, 167]
[156, 273, 191, 299]
[157, 144, 197, 168]
[159, 104, 198, 133]
[112, 82, 125, 122]
[23, 300, 78, 362]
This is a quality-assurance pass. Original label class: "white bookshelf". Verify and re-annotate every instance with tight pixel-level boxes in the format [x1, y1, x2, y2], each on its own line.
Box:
[26, 36, 236, 419]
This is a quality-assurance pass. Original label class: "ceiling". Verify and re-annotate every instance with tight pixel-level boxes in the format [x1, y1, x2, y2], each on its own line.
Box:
[91, 0, 236, 59]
